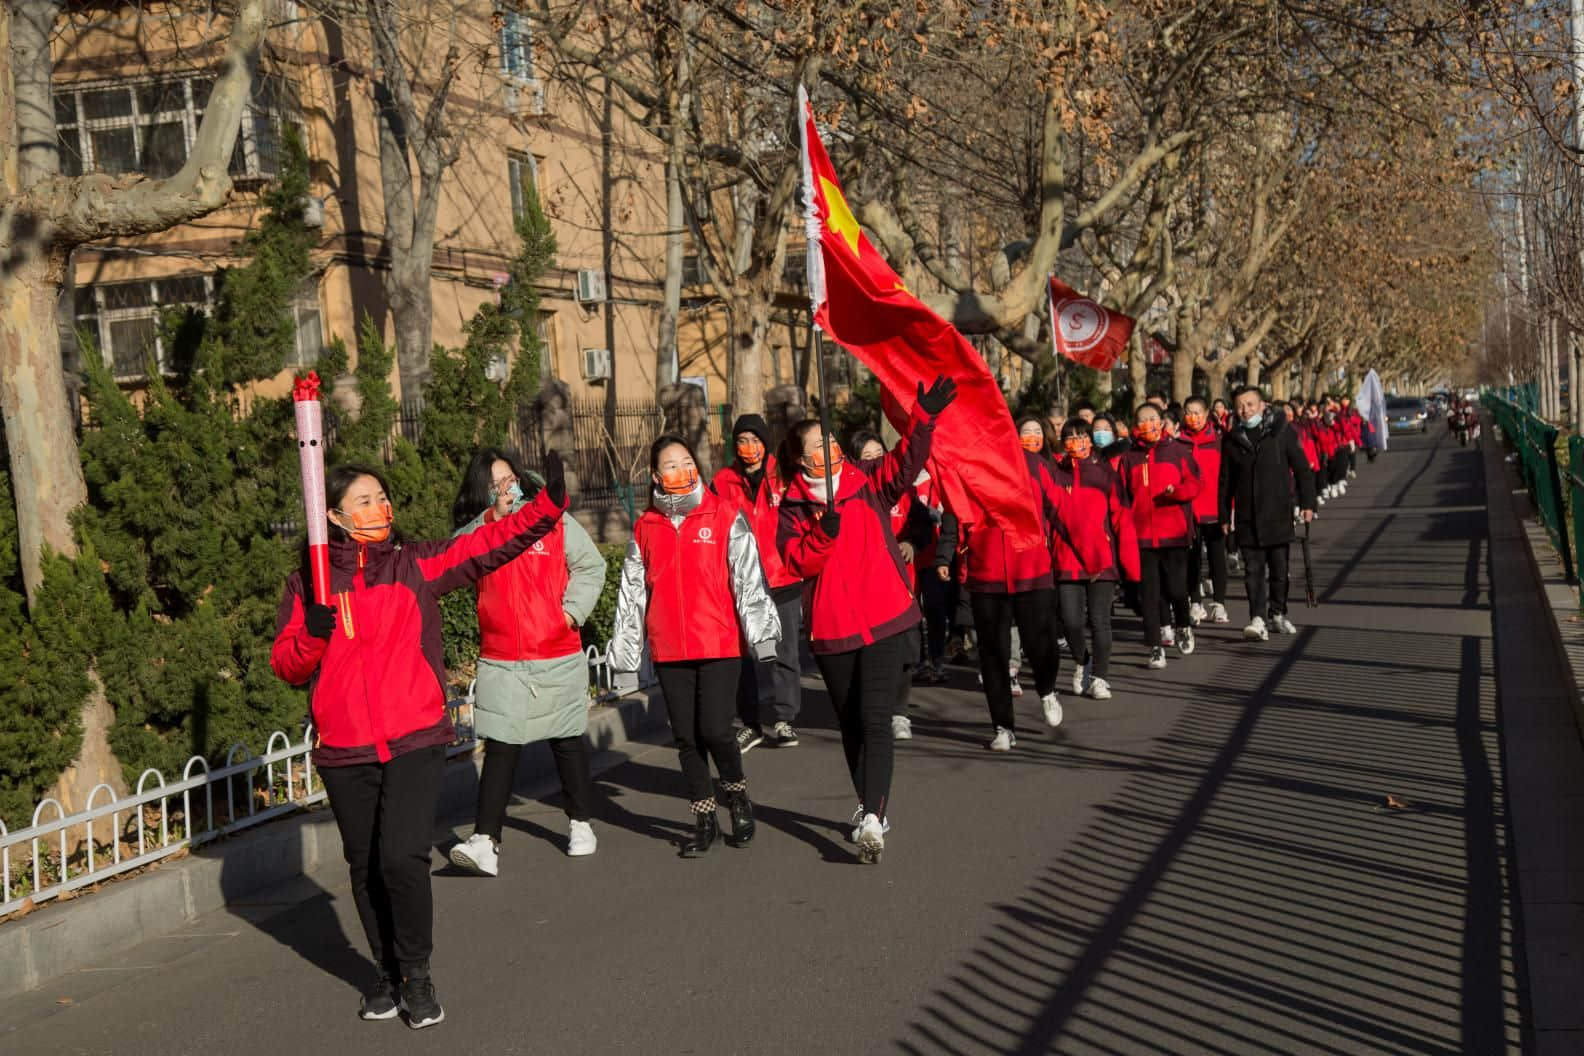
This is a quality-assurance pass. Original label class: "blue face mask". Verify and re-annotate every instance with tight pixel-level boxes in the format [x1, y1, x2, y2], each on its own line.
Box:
[491, 481, 524, 505]
[1092, 430, 1115, 448]
[1242, 413, 1263, 430]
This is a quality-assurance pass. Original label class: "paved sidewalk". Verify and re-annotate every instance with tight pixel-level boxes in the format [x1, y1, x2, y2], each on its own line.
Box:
[0, 429, 1544, 1054]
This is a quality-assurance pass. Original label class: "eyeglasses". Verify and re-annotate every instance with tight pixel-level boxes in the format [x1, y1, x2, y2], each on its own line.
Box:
[492, 475, 518, 491]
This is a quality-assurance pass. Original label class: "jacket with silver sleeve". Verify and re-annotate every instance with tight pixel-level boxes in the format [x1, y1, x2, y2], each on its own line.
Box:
[609, 486, 780, 671]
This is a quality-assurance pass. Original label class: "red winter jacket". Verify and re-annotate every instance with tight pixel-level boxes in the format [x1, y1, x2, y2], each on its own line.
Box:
[777, 410, 933, 654]
[940, 449, 1057, 594]
[1118, 437, 1202, 549]
[1316, 417, 1341, 458]
[1180, 424, 1224, 525]
[712, 456, 799, 590]
[1341, 408, 1363, 445]
[271, 488, 567, 765]
[1295, 419, 1323, 472]
[1047, 454, 1140, 582]
[471, 512, 594, 662]
[627, 490, 756, 662]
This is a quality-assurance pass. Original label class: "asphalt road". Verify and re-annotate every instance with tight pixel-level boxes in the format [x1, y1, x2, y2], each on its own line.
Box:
[0, 428, 1523, 1055]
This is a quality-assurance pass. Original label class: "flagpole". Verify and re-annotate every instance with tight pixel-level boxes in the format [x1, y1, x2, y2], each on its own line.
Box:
[814, 325, 836, 508]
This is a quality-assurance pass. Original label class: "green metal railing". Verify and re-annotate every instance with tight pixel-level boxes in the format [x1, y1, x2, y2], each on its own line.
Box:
[1484, 392, 1576, 590]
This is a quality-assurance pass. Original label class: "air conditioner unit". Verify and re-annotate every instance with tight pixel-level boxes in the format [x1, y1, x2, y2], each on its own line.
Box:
[581, 347, 612, 382]
[575, 268, 607, 303]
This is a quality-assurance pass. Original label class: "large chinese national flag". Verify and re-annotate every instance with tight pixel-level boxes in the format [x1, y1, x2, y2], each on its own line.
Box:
[1048, 277, 1135, 371]
[799, 86, 1043, 552]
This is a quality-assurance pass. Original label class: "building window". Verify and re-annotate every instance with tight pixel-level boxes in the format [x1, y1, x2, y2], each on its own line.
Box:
[507, 152, 541, 222]
[499, 10, 533, 82]
[292, 282, 324, 366]
[55, 74, 292, 181]
[536, 311, 557, 379]
[73, 276, 214, 380]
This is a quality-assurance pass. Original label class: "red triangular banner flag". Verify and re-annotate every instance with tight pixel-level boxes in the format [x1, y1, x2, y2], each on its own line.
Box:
[1048, 277, 1135, 371]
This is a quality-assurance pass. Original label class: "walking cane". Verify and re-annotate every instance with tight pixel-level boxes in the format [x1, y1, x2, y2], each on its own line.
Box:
[1301, 519, 1317, 608]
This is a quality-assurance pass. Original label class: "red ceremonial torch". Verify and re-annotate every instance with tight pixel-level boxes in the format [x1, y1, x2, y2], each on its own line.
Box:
[292, 372, 332, 605]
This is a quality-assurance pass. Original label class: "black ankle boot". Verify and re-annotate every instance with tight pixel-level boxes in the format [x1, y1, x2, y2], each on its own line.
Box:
[680, 809, 719, 857]
[723, 789, 755, 848]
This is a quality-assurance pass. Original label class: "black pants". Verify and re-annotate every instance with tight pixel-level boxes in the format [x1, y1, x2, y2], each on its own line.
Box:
[1244, 544, 1291, 620]
[919, 571, 957, 664]
[737, 591, 803, 729]
[318, 744, 445, 977]
[893, 625, 921, 716]
[1058, 581, 1114, 679]
[1187, 523, 1228, 604]
[1327, 450, 1348, 486]
[1139, 547, 1190, 648]
[970, 589, 1059, 730]
[657, 658, 744, 804]
[474, 735, 594, 841]
[815, 631, 910, 819]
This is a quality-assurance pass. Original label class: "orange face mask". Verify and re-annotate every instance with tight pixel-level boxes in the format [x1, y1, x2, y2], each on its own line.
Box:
[1063, 436, 1092, 459]
[1020, 434, 1045, 453]
[1135, 420, 1163, 443]
[658, 466, 699, 495]
[1185, 412, 1208, 431]
[735, 436, 765, 466]
[337, 501, 393, 544]
[803, 441, 843, 478]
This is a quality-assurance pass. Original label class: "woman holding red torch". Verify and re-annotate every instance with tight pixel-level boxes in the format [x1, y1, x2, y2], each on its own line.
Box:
[270, 454, 567, 1030]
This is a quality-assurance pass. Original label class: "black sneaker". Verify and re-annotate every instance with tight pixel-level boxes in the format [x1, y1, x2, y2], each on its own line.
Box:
[735, 726, 764, 754]
[358, 972, 399, 1021]
[400, 973, 445, 1029]
[767, 721, 799, 747]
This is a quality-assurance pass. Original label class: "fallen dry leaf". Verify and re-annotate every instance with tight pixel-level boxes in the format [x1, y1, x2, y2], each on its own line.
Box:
[1384, 794, 1408, 810]
[56, 997, 73, 1006]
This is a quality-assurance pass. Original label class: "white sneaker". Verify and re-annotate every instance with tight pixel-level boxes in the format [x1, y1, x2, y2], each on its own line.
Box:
[1148, 647, 1167, 670]
[1088, 676, 1112, 700]
[1244, 617, 1269, 641]
[1339, 481, 1348, 495]
[1188, 602, 1207, 625]
[1072, 662, 1089, 697]
[1200, 578, 1214, 598]
[567, 820, 597, 857]
[449, 833, 498, 876]
[1009, 675, 1023, 697]
[856, 813, 886, 864]
[891, 714, 913, 740]
[1271, 613, 1298, 635]
[1160, 625, 1176, 647]
[848, 807, 891, 843]
[1176, 626, 1196, 656]
[1208, 602, 1229, 624]
[988, 727, 1016, 752]
[1041, 692, 1063, 728]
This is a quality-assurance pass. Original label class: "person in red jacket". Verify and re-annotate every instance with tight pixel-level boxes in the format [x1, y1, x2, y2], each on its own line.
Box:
[1211, 398, 1233, 433]
[713, 415, 803, 752]
[1180, 397, 1230, 626]
[1339, 396, 1363, 478]
[1048, 418, 1138, 701]
[1118, 404, 1201, 670]
[271, 456, 568, 1028]
[609, 435, 781, 858]
[935, 413, 1066, 750]
[852, 430, 936, 741]
[446, 449, 607, 879]
[776, 376, 957, 864]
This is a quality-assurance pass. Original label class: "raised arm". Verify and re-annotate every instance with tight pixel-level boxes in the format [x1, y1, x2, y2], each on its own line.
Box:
[865, 408, 935, 508]
[412, 455, 568, 594]
[727, 512, 782, 659]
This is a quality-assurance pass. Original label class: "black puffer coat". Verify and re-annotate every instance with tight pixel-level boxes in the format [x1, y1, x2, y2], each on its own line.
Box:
[1218, 409, 1318, 548]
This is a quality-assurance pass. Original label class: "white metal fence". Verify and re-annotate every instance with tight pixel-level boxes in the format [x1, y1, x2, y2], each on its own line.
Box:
[0, 649, 652, 919]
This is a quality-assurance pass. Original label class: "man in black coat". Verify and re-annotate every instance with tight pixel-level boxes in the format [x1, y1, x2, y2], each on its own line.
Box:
[1219, 385, 1318, 641]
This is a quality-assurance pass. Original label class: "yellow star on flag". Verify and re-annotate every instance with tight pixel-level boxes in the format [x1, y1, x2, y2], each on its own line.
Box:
[819, 175, 862, 256]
